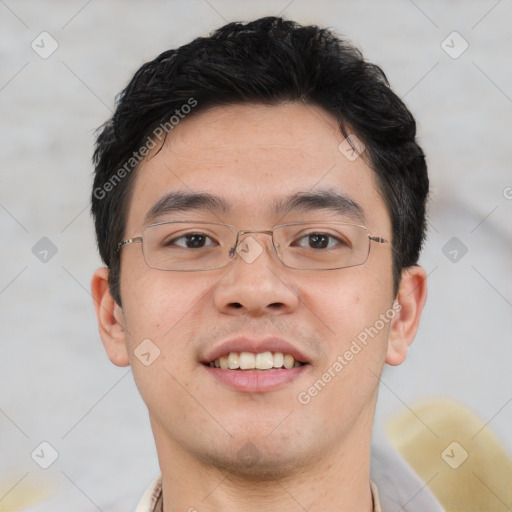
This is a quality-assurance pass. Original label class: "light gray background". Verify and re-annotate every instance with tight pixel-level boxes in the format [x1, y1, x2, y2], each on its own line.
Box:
[1, 0, 511, 510]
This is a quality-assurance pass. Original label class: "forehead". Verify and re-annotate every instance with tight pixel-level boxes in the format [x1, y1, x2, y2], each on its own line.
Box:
[125, 102, 389, 232]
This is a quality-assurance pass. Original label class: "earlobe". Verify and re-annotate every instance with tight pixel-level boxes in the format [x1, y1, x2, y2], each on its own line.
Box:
[91, 267, 130, 367]
[385, 265, 428, 366]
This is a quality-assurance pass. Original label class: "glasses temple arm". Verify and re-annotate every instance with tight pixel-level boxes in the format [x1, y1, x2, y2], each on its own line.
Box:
[117, 236, 143, 252]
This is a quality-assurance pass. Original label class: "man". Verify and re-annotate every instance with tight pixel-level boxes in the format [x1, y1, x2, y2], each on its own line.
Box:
[91, 16, 441, 511]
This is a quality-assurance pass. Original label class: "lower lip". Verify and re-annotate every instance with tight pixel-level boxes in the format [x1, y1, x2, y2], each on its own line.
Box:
[202, 364, 309, 393]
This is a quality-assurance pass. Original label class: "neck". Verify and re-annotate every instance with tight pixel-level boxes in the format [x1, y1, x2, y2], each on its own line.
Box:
[153, 419, 374, 512]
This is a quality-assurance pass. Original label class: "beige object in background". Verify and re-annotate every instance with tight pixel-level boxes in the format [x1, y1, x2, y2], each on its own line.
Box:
[0, 476, 56, 511]
[386, 398, 512, 512]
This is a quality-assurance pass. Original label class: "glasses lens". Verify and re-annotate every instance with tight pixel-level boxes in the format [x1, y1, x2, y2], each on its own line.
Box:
[275, 222, 370, 270]
[142, 222, 237, 271]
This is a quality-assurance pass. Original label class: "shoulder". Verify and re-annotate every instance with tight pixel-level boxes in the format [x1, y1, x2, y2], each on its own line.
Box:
[370, 439, 444, 512]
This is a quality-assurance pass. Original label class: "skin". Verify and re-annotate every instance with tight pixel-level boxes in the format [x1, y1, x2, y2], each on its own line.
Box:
[92, 102, 427, 512]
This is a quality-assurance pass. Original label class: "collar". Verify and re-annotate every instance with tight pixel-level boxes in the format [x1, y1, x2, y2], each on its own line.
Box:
[136, 476, 382, 512]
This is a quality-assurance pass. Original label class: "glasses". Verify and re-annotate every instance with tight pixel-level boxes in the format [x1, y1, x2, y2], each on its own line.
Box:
[117, 220, 389, 272]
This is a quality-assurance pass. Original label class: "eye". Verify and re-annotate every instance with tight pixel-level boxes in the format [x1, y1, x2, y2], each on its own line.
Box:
[166, 233, 218, 249]
[294, 232, 347, 249]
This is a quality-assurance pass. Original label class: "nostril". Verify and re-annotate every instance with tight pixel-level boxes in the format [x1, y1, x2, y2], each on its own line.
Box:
[230, 302, 243, 309]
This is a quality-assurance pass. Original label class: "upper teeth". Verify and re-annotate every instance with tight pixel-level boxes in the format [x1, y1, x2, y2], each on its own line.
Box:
[208, 351, 303, 370]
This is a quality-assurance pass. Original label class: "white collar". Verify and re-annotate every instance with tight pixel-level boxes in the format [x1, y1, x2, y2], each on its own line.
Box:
[136, 476, 383, 512]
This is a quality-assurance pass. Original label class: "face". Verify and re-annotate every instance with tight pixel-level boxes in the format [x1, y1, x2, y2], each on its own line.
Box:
[95, 102, 421, 478]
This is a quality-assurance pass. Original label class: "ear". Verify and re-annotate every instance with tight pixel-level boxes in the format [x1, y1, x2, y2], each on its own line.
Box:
[385, 265, 428, 366]
[91, 267, 130, 367]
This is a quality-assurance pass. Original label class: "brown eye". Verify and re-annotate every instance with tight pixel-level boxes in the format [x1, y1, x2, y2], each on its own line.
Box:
[294, 233, 346, 249]
[307, 234, 329, 249]
[167, 233, 217, 249]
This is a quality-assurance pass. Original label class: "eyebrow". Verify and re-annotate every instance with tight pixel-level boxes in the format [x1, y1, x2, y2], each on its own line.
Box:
[145, 189, 366, 224]
[273, 190, 366, 223]
[145, 192, 230, 223]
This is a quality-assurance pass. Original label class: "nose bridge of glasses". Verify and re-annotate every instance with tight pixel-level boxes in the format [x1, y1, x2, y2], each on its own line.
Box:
[237, 228, 274, 238]
[229, 229, 277, 261]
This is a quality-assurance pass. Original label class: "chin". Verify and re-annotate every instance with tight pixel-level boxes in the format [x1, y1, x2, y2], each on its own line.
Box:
[195, 441, 317, 482]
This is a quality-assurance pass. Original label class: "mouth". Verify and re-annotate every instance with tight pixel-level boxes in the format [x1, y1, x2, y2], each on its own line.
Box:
[202, 350, 310, 393]
[200, 337, 311, 392]
[205, 351, 307, 371]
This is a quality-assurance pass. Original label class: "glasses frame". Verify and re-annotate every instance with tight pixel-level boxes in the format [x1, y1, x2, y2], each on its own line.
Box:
[117, 220, 389, 272]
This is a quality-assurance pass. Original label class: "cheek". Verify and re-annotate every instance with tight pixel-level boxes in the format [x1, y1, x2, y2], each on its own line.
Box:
[304, 270, 392, 360]
[299, 275, 393, 421]
[294, 288, 390, 440]
[120, 271, 208, 414]
[121, 268, 210, 341]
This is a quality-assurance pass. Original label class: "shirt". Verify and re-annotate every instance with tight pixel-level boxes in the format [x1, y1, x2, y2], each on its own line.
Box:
[135, 476, 383, 512]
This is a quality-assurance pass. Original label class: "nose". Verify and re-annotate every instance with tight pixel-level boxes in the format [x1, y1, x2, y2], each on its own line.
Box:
[213, 233, 299, 317]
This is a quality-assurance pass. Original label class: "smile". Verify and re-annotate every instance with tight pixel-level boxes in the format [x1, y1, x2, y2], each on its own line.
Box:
[207, 351, 305, 371]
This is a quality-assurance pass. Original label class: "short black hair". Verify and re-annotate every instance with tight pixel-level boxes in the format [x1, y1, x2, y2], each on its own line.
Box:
[92, 16, 428, 305]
